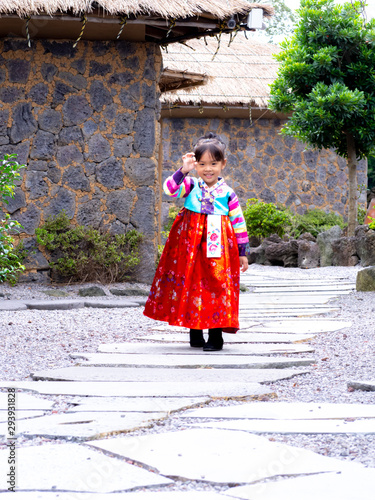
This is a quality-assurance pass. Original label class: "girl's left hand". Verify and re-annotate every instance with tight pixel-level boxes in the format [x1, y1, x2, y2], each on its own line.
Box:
[239, 256, 248, 273]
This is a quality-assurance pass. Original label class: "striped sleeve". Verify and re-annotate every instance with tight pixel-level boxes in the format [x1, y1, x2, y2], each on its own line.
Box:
[163, 168, 195, 198]
[228, 191, 249, 256]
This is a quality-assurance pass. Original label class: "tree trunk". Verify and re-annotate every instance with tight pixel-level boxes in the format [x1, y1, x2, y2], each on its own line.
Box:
[346, 133, 358, 237]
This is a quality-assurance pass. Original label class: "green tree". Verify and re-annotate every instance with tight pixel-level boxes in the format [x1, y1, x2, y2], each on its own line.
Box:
[257, 0, 297, 43]
[268, 0, 375, 235]
[368, 156, 375, 189]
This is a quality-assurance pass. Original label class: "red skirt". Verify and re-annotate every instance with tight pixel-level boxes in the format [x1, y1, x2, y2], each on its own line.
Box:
[143, 208, 240, 332]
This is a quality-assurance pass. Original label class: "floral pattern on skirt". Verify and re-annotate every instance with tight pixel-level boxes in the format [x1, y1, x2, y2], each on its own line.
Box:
[143, 208, 240, 333]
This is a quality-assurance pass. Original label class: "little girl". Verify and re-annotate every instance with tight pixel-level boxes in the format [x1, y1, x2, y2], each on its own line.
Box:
[143, 132, 249, 351]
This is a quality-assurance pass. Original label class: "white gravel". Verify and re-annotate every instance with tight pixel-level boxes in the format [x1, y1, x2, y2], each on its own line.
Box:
[1, 265, 375, 480]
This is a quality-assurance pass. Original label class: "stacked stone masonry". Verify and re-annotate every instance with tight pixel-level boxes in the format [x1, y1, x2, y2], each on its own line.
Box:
[161, 117, 367, 229]
[0, 39, 162, 282]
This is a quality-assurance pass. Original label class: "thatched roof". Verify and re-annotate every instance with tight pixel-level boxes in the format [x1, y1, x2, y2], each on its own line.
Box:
[0, 1, 273, 19]
[0, 2, 274, 44]
[161, 34, 280, 109]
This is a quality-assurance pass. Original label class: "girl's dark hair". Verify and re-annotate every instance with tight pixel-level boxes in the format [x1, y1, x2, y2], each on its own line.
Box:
[193, 132, 226, 162]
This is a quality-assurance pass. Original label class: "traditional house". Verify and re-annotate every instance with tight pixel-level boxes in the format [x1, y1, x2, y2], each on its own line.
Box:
[160, 34, 367, 231]
[0, 1, 273, 282]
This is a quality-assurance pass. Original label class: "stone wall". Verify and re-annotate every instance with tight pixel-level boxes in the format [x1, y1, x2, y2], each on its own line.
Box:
[161, 117, 367, 229]
[0, 38, 162, 283]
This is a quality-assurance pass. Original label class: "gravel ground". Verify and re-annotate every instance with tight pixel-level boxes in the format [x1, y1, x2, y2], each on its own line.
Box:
[1, 265, 375, 486]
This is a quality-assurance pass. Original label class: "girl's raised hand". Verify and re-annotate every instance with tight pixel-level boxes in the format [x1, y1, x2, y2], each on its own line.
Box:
[181, 152, 197, 174]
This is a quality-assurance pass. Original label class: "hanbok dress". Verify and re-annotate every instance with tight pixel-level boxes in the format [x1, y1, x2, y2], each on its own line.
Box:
[143, 168, 248, 333]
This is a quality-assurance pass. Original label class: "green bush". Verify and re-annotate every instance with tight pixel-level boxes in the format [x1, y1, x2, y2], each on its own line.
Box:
[157, 205, 180, 264]
[243, 198, 293, 238]
[290, 209, 345, 238]
[161, 205, 180, 241]
[358, 206, 367, 226]
[0, 153, 26, 284]
[36, 211, 143, 283]
[368, 216, 375, 231]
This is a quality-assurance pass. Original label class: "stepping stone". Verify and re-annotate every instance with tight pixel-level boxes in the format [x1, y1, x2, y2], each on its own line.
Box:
[9, 411, 166, 440]
[239, 306, 339, 317]
[89, 429, 364, 484]
[0, 410, 46, 422]
[78, 286, 106, 297]
[64, 352, 315, 369]
[95, 342, 314, 355]
[348, 380, 375, 392]
[239, 295, 335, 305]
[139, 333, 316, 344]
[31, 366, 309, 384]
[190, 418, 375, 435]
[151, 322, 261, 332]
[242, 320, 351, 334]
[0, 392, 54, 411]
[25, 300, 84, 310]
[0, 493, 226, 500]
[42, 290, 70, 297]
[0, 300, 27, 311]
[0, 381, 275, 398]
[68, 396, 210, 413]
[0, 443, 173, 492]
[226, 469, 375, 500]
[110, 288, 149, 296]
[182, 402, 375, 420]
[83, 299, 140, 308]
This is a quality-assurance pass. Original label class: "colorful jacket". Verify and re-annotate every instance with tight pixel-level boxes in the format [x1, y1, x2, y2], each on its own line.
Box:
[164, 168, 249, 256]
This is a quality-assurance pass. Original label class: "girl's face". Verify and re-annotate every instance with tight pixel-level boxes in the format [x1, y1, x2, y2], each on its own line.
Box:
[195, 150, 226, 187]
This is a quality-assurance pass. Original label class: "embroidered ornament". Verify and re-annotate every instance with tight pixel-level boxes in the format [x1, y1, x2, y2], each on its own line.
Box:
[207, 214, 222, 258]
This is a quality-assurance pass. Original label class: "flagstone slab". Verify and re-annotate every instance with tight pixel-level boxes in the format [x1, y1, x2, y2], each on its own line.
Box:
[64, 353, 315, 369]
[0, 392, 54, 410]
[25, 299, 85, 310]
[83, 299, 140, 308]
[151, 322, 261, 332]
[0, 300, 27, 310]
[239, 307, 339, 317]
[348, 380, 375, 392]
[31, 366, 309, 384]
[0, 381, 275, 398]
[138, 333, 316, 344]
[0, 443, 173, 492]
[239, 295, 335, 305]
[12, 411, 166, 440]
[226, 469, 375, 500]
[182, 402, 375, 420]
[94, 342, 314, 355]
[0, 493, 227, 500]
[89, 429, 363, 484]
[67, 396, 210, 413]
[0, 410, 46, 425]
[191, 419, 375, 434]
[241, 320, 351, 334]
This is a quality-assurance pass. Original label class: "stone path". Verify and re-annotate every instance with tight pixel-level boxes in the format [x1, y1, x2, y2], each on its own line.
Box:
[1, 271, 375, 497]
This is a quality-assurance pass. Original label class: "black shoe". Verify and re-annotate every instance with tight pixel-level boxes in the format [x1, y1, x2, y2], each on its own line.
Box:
[203, 328, 223, 351]
[189, 329, 205, 347]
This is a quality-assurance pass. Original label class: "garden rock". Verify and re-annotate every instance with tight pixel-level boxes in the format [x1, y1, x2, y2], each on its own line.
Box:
[264, 239, 299, 267]
[297, 239, 320, 269]
[247, 245, 266, 265]
[317, 226, 343, 267]
[355, 226, 375, 267]
[78, 286, 107, 297]
[356, 266, 375, 292]
[331, 237, 358, 267]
